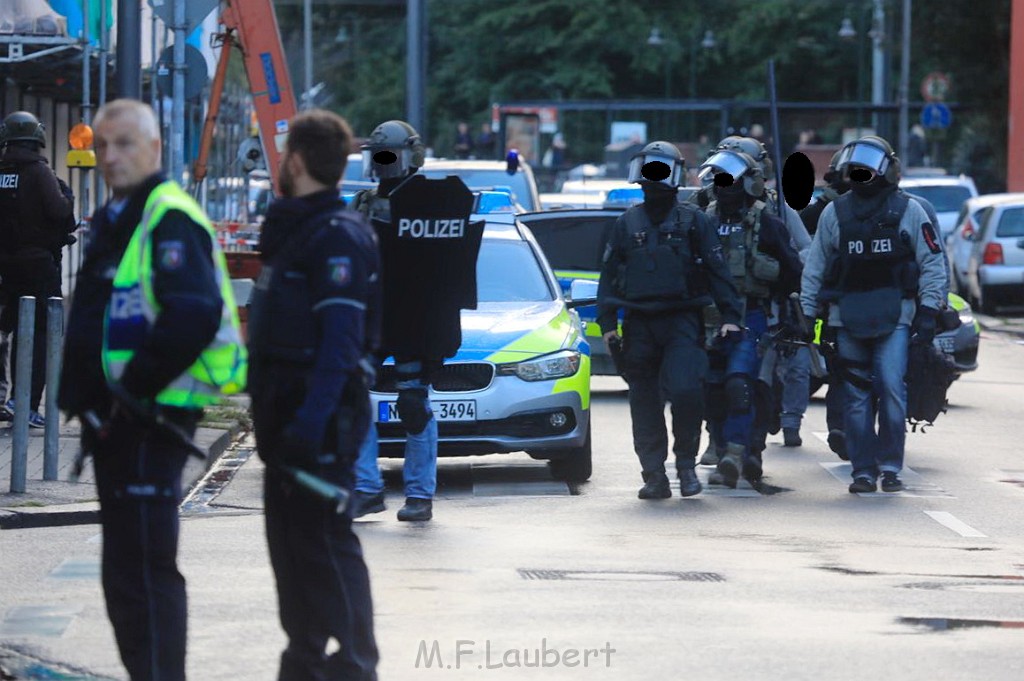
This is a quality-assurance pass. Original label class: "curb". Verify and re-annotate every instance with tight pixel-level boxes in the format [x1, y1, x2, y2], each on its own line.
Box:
[0, 425, 243, 531]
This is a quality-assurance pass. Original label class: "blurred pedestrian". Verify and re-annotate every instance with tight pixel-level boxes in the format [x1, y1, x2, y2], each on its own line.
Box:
[248, 109, 380, 679]
[454, 121, 474, 159]
[0, 110, 76, 427]
[58, 98, 246, 680]
[476, 121, 497, 160]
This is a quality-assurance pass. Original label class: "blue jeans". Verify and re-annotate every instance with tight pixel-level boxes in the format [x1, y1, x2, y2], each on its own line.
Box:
[777, 345, 810, 430]
[354, 376, 439, 500]
[712, 307, 768, 459]
[837, 325, 909, 481]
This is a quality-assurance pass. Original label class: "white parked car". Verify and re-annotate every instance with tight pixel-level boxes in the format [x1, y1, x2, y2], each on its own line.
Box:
[899, 175, 979, 240]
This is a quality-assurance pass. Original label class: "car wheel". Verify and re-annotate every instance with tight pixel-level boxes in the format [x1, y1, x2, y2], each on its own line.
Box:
[547, 422, 592, 482]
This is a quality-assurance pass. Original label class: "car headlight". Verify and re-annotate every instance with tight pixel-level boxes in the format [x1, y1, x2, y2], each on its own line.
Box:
[497, 350, 581, 381]
[958, 311, 974, 327]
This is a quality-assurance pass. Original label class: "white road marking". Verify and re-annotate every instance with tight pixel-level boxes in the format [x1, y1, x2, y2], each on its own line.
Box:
[819, 462, 954, 498]
[924, 511, 988, 538]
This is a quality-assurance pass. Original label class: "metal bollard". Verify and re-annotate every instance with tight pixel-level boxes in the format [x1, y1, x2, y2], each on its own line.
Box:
[43, 297, 64, 481]
[9, 296, 35, 493]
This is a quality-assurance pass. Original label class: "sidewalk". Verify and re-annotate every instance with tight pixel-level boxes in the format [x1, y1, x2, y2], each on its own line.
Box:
[0, 410, 242, 530]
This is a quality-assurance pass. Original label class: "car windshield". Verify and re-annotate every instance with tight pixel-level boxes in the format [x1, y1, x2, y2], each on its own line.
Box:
[343, 155, 363, 181]
[996, 206, 1024, 238]
[905, 185, 973, 213]
[526, 216, 614, 271]
[421, 168, 535, 211]
[476, 240, 553, 302]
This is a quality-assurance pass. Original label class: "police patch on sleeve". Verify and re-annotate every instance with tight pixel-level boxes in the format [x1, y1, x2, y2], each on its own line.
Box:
[921, 223, 942, 254]
[328, 256, 352, 286]
[158, 241, 185, 270]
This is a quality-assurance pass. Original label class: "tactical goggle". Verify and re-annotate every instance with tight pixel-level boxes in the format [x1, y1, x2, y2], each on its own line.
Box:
[627, 153, 684, 188]
[835, 142, 891, 177]
[697, 150, 752, 188]
[361, 147, 415, 180]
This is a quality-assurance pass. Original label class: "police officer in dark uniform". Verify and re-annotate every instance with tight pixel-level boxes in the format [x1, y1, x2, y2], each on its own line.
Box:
[597, 141, 743, 499]
[801, 135, 946, 493]
[59, 99, 245, 681]
[0, 111, 76, 426]
[248, 109, 380, 680]
[697, 149, 803, 488]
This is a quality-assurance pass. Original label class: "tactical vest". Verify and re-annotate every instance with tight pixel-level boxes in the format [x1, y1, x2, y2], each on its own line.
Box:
[248, 208, 361, 365]
[618, 204, 697, 302]
[707, 200, 779, 300]
[0, 158, 52, 255]
[831, 191, 914, 338]
[103, 181, 247, 407]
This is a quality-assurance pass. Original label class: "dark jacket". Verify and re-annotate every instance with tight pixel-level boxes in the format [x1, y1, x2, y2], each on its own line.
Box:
[597, 203, 743, 332]
[249, 190, 381, 450]
[0, 144, 75, 258]
[59, 173, 222, 418]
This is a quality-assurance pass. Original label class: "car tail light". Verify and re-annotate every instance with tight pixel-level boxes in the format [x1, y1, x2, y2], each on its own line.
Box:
[983, 242, 1004, 265]
[961, 218, 975, 239]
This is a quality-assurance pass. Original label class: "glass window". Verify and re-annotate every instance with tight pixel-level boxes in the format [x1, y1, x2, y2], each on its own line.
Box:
[525, 216, 615, 272]
[421, 168, 536, 211]
[476, 241, 553, 302]
[996, 206, 1024, 238]
[905, 185, 973, 213]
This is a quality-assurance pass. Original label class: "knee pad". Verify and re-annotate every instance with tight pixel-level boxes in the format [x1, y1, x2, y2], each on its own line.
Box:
[396, 388, 432, 435]
[724, 374, 753, 415]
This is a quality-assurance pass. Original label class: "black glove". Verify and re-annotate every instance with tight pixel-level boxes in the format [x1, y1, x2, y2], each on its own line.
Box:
[911, 305, 939, 344]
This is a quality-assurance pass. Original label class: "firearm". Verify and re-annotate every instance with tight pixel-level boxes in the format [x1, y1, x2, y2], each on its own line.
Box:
[785, 293, 827, 379]
[73, 386, 351, 514]
[767, 59, 786, 218]
[606, 334, 628, 383]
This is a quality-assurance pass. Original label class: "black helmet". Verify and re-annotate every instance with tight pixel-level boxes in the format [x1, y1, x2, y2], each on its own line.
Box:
[361, 119, 425, 180]
[717, 136, 771, 179]
[835, 135, 900, 184]
[698, 149, 765, 199]
[627, 140, 685, 188]
[0, 111, 45, 148]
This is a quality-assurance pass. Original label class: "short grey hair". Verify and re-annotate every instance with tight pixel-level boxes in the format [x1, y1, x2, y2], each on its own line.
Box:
[93, 99, 160, 141]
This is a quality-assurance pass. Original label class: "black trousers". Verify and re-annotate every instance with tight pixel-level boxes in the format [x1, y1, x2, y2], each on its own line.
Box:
[252, 364, 378, 681]
[264, 464, 379, 681]
[92, 412, 197, 681]
[622, 309, 709, 476]
[0, 256, 61, 411]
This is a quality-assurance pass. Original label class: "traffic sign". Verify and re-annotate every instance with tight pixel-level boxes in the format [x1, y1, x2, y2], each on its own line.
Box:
[921, 102, 953, 130]
[156, 45, 210, 100]
[921, 72, 951, 102]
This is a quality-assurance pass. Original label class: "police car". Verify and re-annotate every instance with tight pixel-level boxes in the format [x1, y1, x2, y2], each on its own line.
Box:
[370, 194, 594, 481]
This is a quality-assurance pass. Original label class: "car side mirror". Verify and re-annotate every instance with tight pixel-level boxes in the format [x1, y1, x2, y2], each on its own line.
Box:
[566, 279, 598, 308]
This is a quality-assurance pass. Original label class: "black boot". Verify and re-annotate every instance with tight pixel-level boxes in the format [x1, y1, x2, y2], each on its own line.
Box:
[716, 444, 743, 489]
[678, 468, 703, 497]
[742, 454, 763, 486]
[350, 491, 386, 518]
[637, 471, 671, 499]
[783, 428, 802, 447]
[397, 497, 433, 521]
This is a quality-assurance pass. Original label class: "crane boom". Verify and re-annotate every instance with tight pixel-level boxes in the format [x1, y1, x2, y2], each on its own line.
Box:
[216, 0, 298, 196]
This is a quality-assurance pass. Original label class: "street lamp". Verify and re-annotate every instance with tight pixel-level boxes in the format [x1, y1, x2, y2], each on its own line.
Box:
[647, 27, 716, 99]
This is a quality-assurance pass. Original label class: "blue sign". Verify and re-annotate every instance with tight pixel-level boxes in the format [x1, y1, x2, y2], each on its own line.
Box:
[921, 103, 952, 130]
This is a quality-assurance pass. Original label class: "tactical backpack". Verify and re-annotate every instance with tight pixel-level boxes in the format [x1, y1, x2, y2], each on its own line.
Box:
[905, 341, 958, 431]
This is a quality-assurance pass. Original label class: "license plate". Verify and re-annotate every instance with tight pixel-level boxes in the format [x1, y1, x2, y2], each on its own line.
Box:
[378, 400, 477, 423]
[935, 336, 955, 354]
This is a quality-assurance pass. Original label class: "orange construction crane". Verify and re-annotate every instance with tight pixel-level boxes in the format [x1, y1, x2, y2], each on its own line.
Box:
[193, 0, 297, 196]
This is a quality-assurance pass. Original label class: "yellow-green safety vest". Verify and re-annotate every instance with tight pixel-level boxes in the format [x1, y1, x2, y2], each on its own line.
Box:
[102, 181, 247, 407]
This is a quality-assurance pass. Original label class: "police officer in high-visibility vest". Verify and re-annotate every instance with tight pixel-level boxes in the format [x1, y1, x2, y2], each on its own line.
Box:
[0, 110, 77, 427]
[248, 110, 381, 680]
[59, 99, 245, 681]
[801, 136, 946, 493]
[697, 149, 802, 489]
[597, 141, 743, 500]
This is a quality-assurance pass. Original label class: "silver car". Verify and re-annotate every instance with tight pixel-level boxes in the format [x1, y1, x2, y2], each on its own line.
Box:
[955, 195, 1024, 313]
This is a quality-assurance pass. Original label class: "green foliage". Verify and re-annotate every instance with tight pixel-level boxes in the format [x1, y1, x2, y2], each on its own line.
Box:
[272, 0, 1011, 187]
